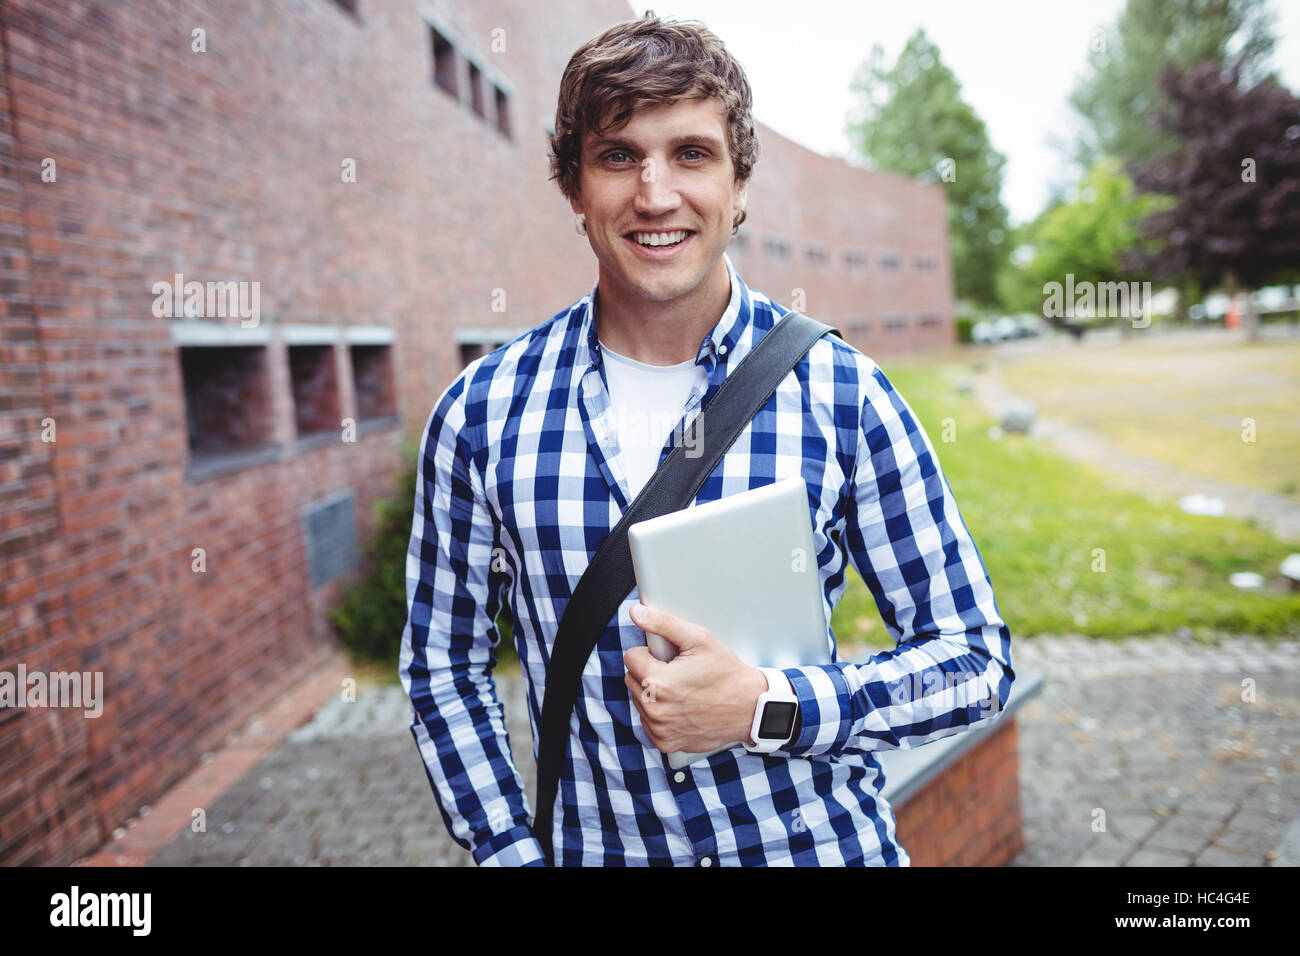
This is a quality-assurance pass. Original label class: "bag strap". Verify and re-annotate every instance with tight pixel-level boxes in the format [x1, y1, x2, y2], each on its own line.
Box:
[533, 309, 840, 864]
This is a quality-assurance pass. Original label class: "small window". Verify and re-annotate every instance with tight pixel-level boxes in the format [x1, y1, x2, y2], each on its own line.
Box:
[919, 313, 941, 328]
[468, 62, 485, 117]
[288, 345, 340, 437]
[350, 345, 396, 420]
[494, 86, 511, 138]
[179, 346, 274, 457]
[804, 244, 829, 267]
[913, 254, 937, 271]
[431, 27, 457, 98]
[459, 342, 487, 368]
[842, 249, 867, 271]
[763, 236, 790, 260]
[878, 252, 901, 271]
[884, 314, 908, 332]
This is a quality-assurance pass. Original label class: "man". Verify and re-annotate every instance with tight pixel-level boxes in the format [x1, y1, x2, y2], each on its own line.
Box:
[399, 12, 1013, 866]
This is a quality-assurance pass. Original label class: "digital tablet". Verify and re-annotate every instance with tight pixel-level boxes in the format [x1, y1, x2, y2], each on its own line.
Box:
[627, 476, 832, 768]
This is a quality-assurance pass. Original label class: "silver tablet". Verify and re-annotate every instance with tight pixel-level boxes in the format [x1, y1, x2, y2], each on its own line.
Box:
[627, 476, 832, 768]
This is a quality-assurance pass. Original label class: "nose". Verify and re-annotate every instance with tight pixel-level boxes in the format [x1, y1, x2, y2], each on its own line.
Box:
[633, 155, 681, 218]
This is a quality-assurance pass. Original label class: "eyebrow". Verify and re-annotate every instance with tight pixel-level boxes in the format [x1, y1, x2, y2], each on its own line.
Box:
[589, 133, 726, 154]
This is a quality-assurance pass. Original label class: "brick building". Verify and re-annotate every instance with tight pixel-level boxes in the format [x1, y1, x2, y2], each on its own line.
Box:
[0, 0, 953, 864]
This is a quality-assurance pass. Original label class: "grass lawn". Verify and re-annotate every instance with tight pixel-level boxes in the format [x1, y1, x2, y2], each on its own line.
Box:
[829, 355, 1300, 648]
[361, 340, 1300, 685]
[997, 336, 1300, 502]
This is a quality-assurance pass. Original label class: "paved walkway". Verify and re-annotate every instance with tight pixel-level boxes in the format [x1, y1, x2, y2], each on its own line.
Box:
[118, 635, 1299, 867]
[1008, 635, 1299, 867]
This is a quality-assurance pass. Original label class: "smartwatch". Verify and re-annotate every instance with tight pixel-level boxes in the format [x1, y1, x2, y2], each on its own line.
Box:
[745, 668, 800, 754]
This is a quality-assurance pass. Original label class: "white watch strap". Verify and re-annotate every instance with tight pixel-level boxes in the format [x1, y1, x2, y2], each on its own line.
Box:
[747, 667, 798, 753]
[761, 667, 795, 701]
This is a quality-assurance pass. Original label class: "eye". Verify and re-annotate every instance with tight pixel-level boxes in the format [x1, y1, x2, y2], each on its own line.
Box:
[681, 148, 705, 161]
[605, 150, 633, 164]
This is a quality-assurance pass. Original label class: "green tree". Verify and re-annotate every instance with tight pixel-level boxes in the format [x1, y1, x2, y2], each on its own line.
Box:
[994, 219, 1053, 317]
[845, 29, 1010, 309]
[1030, 158, 1165, 285]
[1010, 158, 1169, 331]
[1069, 0, 1277, 172]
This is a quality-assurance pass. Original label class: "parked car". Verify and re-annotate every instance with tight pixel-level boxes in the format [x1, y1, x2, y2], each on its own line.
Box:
[972, 314, 1046, 344]
[1011, 314, 1048, 337]
[993, 316, 1019, 340]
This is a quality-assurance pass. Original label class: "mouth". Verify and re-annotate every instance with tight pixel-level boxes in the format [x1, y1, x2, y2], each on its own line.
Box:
[622, 229, 696, 259]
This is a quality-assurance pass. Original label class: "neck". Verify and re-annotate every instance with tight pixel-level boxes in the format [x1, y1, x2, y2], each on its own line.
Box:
[594, 258, 731, 366]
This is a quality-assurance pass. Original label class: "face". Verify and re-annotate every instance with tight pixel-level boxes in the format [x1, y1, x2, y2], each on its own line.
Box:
[570, 96, 748, 308]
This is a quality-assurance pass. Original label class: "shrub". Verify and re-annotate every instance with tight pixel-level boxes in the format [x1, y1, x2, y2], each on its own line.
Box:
[330, 445, 517, 669]
[329, 446, 419, 663]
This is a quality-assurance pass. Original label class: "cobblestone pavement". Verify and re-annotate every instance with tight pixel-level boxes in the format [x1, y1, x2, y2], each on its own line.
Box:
[150, 674, 535, 867]
[149, 636, 1300, 867]
[1008, 635, 1299, 866]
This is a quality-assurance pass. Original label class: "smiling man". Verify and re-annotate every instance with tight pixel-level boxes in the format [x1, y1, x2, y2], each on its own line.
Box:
[569, 94, 741, 366]
[399, 11, 1014, 866]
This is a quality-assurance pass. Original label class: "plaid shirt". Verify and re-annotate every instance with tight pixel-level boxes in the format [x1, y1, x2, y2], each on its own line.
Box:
[399, 252, 1014, 866]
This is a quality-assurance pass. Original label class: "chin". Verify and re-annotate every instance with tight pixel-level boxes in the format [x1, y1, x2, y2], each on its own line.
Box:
[630, 272, 706, 303]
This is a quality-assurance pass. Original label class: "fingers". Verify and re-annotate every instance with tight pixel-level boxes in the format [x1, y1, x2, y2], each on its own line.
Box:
[624, 672, 648, 712]
[623, 672, 670, 752]
[622, 645, 660, 684]
[630, 602, 710, 649]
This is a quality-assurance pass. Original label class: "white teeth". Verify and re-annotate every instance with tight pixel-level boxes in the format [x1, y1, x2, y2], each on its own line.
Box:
[632, 230, 688, 246]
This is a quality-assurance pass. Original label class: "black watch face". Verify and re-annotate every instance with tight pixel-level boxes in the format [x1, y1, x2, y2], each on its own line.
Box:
[758, 701, 798, 740]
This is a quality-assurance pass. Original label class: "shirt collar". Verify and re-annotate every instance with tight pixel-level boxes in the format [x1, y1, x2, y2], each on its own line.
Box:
[579, 251, 752, 372]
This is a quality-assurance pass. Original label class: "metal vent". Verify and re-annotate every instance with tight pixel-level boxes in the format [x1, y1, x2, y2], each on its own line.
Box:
[302, 491, 359, 588]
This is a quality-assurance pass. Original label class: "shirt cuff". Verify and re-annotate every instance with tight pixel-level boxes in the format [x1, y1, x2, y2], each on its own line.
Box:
[779, 664, 855, 758]
[472, 823, 547, 866]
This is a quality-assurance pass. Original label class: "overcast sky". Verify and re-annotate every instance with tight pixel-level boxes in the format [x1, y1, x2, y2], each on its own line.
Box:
[629, 0, 1300, 226]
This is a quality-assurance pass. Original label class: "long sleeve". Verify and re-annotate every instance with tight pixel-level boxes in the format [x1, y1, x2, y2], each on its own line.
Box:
[779, 363, 1015, 760]
[398, 378, 544, 866]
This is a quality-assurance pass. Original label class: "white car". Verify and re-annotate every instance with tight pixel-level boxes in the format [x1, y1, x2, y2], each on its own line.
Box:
[993, 316, 1019, 340]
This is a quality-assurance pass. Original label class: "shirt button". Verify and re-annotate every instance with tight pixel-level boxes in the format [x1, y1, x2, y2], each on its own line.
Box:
[673, 771, 686, 783]
[718, 344, 728, 355]
[700, 857, 713, 867]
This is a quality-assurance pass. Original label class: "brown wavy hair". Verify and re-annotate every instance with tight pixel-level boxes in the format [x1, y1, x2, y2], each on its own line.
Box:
[548, 10, 759, 234]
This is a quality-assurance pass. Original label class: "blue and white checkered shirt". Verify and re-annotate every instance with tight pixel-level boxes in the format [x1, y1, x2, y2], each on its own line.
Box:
[399, 252, 1014, 866]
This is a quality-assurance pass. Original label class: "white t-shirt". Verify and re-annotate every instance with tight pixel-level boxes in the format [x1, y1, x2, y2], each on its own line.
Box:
[599, 339, 708, 500]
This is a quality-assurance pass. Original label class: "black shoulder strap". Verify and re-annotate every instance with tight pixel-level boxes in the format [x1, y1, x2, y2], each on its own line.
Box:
[533, 309, 840, 864]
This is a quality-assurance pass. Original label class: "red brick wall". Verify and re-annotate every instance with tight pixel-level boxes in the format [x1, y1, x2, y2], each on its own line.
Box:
[734, 122, 956, 356]
[0, 22, 98, 865]
[893, 719, 1025, 866]
[0, 0, 954, 864]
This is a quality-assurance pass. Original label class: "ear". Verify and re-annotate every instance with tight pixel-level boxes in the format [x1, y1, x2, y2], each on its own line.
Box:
[569, 192, 585, 217]
[733, 180, 749, 216]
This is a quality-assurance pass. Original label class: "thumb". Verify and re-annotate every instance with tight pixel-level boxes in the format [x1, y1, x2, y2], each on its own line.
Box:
[631, 603, 707, 652]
